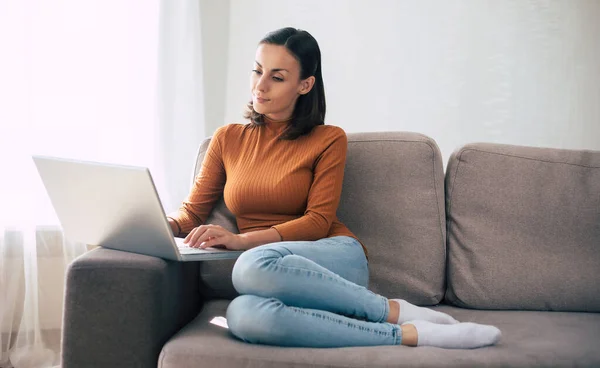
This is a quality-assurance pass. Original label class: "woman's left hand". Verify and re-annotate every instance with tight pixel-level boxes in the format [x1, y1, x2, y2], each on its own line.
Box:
[183, 224, 247, 251]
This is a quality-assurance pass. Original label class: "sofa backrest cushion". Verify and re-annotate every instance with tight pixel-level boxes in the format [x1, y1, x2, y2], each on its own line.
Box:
[338, 132, 446, 305]
[194, 131, 447, 305]
[445, 143, 600, 312]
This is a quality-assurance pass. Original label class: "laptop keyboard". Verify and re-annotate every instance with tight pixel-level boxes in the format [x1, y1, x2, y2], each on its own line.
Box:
[174, 237, 230, 254]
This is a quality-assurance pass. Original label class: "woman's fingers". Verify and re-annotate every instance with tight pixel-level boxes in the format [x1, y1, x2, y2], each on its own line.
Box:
[184, 226, 206, 247]
[185, 225, 226, 248]
[198, 235, 220, 249]
[183, 228, 195, 244]
[198, 228, 229, 249]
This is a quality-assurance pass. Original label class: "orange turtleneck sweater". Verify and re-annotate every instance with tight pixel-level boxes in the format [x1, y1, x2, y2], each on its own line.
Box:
[167, 120, 366, 257]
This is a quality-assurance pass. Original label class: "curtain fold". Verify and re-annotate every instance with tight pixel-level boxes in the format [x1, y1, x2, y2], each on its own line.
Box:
[157, 0, 206, 213]
[0, 1, 204, 367]
[0, 228, 86, 368]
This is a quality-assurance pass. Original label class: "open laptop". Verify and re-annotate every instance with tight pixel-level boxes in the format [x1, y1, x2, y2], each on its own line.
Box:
[32, 155, 243, 261]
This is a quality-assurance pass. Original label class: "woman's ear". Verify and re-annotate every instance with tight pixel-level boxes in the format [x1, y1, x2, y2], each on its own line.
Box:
[298, 76, 316, 95]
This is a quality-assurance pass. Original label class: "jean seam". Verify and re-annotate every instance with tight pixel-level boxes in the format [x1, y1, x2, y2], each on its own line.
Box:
[379, 296, 390, 324]
[395, 325, 403, 345]
[289, 306, 399, 340]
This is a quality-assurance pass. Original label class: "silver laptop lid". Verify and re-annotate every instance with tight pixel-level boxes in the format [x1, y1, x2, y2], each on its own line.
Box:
[32, 155, 180, 261]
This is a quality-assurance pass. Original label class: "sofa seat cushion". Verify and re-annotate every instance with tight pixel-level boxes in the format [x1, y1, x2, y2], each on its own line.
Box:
[158, 299, 600, 368]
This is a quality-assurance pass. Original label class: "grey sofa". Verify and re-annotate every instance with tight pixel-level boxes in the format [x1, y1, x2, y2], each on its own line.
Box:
[61, 132, 600, 367]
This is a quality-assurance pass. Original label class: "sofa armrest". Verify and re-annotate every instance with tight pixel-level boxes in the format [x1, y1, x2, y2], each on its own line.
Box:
[61, 248, 201, 368]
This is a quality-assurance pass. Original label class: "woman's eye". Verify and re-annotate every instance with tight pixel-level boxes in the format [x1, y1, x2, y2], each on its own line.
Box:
[273, 76, 284, 82]
[252, 69, 262, 75]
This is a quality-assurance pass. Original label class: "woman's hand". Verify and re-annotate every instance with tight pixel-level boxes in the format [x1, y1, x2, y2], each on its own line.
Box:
[167, 218, 180, 236]
[183, 224, 247, 251]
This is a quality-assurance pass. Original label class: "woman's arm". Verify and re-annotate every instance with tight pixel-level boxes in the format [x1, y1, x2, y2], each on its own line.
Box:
[238, 227, 282, 248]
[272, 127, 348, 241]
[167, 126, 228, 235]
[168, 218, 180, 236]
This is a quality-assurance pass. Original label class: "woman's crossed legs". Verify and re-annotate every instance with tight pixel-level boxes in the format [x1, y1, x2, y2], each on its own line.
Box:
[226, 236, 500, 348]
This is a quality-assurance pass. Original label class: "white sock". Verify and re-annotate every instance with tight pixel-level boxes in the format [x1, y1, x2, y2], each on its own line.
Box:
[391, 299, 459, 325]
[403, 320, 501, 349]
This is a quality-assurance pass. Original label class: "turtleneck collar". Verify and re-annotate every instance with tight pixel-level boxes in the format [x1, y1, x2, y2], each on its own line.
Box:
[263, 115, 292, 125]
[262, 115, 292, 135]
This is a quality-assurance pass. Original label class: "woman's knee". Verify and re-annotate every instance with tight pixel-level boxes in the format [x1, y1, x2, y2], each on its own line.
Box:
[226, 295, 284, 344]
[231, 247, 283, 295]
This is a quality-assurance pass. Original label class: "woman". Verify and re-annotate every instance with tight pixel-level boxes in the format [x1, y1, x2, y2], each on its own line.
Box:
[167, 27, 501, 349]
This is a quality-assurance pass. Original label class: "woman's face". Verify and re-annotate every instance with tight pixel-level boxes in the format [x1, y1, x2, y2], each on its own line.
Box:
[251, 43, 314, 121]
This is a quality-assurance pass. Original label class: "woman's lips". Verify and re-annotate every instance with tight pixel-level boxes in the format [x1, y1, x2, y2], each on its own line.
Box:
[254, 96, 269, 104]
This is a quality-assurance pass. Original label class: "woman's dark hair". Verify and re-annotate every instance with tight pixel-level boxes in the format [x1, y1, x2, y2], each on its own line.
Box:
[244, 27, 326, 140]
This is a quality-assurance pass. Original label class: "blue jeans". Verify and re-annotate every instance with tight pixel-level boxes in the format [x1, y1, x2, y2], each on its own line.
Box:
[226, 236, 402, 347]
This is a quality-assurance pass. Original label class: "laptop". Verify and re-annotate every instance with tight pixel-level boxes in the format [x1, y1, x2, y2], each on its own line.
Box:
[32, 155, 244, 261]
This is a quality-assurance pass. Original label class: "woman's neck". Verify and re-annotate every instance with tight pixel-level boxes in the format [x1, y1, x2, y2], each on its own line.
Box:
[263, 115, 292, 124]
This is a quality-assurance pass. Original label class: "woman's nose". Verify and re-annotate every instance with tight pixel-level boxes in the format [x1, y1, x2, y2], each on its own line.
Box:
[255, 75, 267, 92]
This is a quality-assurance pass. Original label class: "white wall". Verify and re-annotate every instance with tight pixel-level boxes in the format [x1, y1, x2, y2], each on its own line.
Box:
[217, 0, 600, 165]
[200, 0, 231, 136]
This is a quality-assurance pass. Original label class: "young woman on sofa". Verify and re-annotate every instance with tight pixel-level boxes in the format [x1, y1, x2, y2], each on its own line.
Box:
[167, 27, 501, 349]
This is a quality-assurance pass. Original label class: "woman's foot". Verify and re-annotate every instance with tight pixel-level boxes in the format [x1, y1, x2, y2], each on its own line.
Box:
[389, 299, 459, 325]
[402, 320, 501, 349]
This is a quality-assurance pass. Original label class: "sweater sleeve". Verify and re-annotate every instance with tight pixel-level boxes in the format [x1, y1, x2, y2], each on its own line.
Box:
[272, 127, 347, 241]
[167, 126, 227, 235]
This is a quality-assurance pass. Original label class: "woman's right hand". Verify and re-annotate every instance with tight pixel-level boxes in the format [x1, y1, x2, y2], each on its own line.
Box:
[167, 218, 180, 236]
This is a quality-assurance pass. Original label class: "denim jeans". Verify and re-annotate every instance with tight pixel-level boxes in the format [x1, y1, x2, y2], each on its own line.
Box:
[226, 236, 402, 347]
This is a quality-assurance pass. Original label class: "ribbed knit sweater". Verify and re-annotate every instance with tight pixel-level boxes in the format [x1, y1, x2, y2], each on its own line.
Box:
[168, 120, 365, 256]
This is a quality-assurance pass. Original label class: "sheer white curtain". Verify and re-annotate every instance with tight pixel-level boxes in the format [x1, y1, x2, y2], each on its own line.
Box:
[157, 0, 205, 213]
[0, 0, 204, 367]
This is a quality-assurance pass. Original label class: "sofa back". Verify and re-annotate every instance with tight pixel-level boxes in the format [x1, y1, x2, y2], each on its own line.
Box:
[445, 143, 600, 312]
[338, 132, 446, 304]
[193, 131, 447, 305]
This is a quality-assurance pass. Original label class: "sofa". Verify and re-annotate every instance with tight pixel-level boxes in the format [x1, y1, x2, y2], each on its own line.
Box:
[61, 132, 600, 367]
